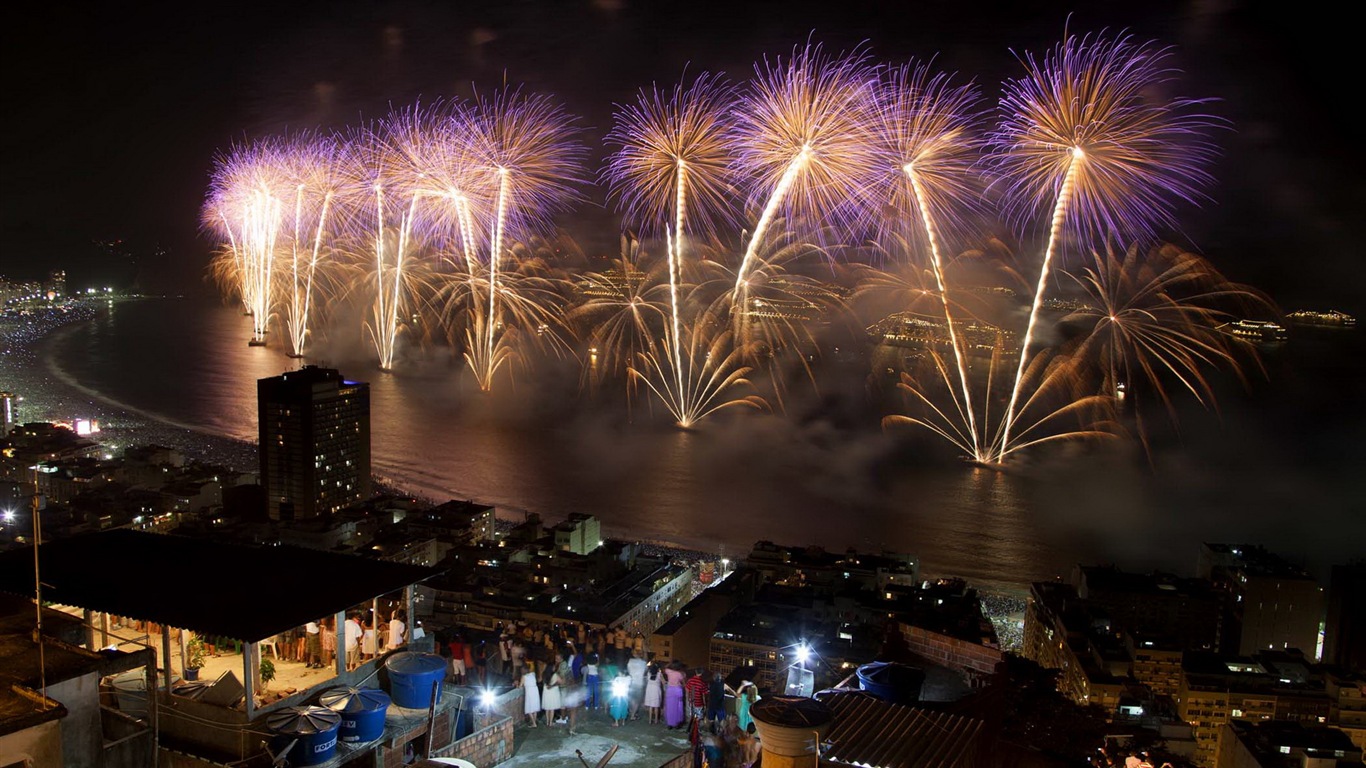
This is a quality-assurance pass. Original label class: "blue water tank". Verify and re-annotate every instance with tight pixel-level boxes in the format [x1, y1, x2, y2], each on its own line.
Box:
[385, 652, 447, 709]
[319, 686, 391, 744]
[855, 661, 924, 706]
[266, 706, 341, 767]
[453, 705, 475, 741]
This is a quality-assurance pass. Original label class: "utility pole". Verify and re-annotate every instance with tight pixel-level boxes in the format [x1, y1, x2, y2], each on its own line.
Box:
[31, 464, 48, 701]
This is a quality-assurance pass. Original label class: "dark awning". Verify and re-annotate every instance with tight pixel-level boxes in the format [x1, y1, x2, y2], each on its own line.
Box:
[0, 529, 443, 642]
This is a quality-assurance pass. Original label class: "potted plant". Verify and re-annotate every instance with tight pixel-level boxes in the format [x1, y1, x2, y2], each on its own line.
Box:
[184, 637, 207, 681]
[259, 657, 276, 691]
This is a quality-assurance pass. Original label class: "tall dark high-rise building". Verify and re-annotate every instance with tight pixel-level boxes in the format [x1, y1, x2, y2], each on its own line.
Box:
[1199, 543, 1325, 658]
[258, 366, 371, 520]
[1325, 561, 1366, 671]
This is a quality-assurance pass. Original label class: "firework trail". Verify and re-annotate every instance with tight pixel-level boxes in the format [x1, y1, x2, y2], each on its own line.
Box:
[886, 342, 1120, 464]
[346, 113, 427, 371]
[730, 42, 879, 308]
[868, 60, 988, 458]
[279, 133, 347, 357]
[604, 72, 740, 425]
[463, 88, 587, 390]
[988, 30, 1220, 461]
[632, 301, 767, 428]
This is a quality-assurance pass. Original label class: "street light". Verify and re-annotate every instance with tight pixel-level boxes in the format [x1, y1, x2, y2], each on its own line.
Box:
[786, 641, 815, 698]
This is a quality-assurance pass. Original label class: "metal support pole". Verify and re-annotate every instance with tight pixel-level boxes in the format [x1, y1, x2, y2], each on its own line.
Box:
[243, 640, 257, 719]
[424, 681, 440, 758]
[147, 657, 158, 768]
[335, 610, 346, 676]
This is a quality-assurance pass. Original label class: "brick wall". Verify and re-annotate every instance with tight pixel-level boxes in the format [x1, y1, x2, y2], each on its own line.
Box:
[432, 715, 514, 767]
[899, 623, 1003, 680]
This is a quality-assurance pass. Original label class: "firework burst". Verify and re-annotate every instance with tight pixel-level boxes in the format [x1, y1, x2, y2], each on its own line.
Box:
[604, 72, 746, 425]
[204, 137, 292, 345]
[342, 112, 433, 371]
[462, 88, 588, 390]
[730, 42, 880, 300]
[1062, 242, 1269, 448]
[867, 60, 988, 457]
[569, 254, 667, 390]
[988, 29, 1221, 459]
[276, 132, 348, 357]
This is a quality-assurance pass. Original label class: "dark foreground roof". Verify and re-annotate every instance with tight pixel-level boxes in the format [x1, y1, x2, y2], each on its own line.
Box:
[817, 691, 983, 768]
[0, 529, 442, 643]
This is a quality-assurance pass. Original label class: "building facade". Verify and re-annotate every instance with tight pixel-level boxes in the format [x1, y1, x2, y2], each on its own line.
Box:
[258, 366, 371, 520]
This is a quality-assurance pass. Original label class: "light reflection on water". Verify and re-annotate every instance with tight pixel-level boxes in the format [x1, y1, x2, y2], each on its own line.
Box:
[48, 296, 1366, 592]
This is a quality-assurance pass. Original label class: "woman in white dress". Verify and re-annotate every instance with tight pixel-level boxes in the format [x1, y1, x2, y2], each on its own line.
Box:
[522, 661, 542, 727]
[643, 661, 664, 723]
[541, 652, 564, 723]
[361, 621, 377, 660]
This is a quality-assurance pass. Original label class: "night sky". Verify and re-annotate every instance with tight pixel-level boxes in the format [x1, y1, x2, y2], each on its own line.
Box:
[3, 0, 1361, 312]
[3, 1, 1364, 582]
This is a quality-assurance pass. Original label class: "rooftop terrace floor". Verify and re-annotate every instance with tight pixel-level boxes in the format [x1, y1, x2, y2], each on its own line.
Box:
[498, 710, 693, 767]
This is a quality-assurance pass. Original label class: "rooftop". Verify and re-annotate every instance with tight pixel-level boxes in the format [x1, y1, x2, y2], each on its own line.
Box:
[487, 706, 692, 767]
[816, 690, 983, 767]
[0, 529, 441, 642]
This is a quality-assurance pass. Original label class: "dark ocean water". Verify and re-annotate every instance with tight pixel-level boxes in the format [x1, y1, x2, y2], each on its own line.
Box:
[42, 296, 1366, 592]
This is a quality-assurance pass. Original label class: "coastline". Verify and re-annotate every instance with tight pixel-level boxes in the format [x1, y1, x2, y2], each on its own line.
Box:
[12, 297, 260, 471]
[8, 297, 1031, 637]
[11, 298, 736, 554]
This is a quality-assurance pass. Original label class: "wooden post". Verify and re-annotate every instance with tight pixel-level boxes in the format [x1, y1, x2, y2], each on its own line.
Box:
[178, 629, 187, 676]
[161, 628, 173, 693]
[84, 609, 95, 651]
[405, 585, 415, 647]
[100, 612, 109, 649]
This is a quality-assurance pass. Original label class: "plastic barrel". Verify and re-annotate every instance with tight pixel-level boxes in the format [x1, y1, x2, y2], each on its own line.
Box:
[108, 669, 179, 718]
[266, 706, 341, 767]
[385, 652, 447, 709]
[453, 705, 474, 741]
[855, 661, 924, 706]
[319, 686, 391, 744]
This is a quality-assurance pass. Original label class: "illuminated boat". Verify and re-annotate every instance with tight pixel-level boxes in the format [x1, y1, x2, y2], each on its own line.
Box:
[1218, 319, 1287, 343]
[1285, 309, 1356, 327]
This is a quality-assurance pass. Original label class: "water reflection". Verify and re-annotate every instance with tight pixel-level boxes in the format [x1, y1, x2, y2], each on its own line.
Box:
[59, 296, 1366, 594]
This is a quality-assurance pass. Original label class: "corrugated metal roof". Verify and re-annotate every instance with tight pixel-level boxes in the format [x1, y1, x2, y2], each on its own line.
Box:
[0, 529, 441, 642]
[817, 691, 983, 768]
